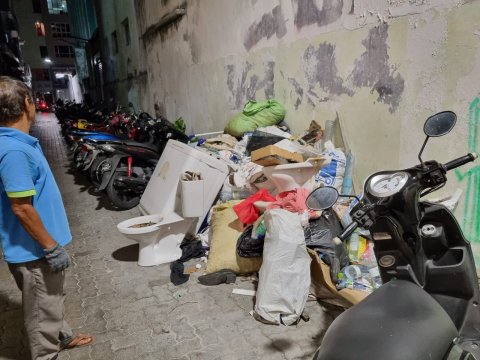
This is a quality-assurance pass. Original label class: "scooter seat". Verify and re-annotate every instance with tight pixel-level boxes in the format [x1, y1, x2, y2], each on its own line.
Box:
[121, 140, 158, 153]
[314, 280, 458, 360]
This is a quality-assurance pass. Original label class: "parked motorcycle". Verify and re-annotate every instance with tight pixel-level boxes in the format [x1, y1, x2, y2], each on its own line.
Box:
[72, 112, 160, 174]
[307, 111, 479, 360]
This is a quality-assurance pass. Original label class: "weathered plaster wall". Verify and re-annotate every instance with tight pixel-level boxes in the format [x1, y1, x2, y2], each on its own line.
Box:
[136, 0, 480, 251]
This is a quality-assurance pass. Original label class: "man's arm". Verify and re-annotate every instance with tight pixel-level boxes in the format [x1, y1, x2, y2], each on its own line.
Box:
[9, 196, 57, 249]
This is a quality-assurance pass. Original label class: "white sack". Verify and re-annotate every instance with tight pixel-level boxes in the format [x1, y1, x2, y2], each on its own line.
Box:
[254, 209, 311, 325]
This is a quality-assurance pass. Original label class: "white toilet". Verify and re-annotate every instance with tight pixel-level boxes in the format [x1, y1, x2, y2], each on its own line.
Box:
[116, 140, 229, 266]
[261, 157, 330, 193]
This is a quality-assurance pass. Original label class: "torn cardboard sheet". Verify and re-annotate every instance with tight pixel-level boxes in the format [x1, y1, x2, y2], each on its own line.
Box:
[251, 145, 303, 166]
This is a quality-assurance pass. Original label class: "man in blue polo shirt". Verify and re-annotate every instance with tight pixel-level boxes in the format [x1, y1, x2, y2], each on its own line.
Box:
[0, 77, 93, 359]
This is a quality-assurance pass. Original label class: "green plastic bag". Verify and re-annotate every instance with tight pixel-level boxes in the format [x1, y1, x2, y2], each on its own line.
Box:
[225, 99, 286, 138]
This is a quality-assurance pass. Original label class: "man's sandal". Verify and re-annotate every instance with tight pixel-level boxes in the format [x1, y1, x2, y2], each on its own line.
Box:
[62, 334, 94, 350]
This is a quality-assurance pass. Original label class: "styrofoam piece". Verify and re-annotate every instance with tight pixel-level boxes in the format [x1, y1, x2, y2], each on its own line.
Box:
[232, 289, 257, 296]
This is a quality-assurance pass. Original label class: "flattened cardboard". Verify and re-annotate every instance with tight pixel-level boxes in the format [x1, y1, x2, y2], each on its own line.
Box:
[308, 248, 368, 307]
[251, 145, 303, 166]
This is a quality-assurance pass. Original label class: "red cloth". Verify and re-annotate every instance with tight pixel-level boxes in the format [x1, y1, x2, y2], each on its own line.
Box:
[233, 189, 276, 224]
[267, 188, 317, 218]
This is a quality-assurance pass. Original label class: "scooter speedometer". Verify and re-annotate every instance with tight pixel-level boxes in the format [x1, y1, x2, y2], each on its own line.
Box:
[368, 171, 409, 198]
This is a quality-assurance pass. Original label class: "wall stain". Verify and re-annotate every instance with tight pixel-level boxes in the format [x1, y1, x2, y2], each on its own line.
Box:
[244, 5, 287, 50]
[288, 77, 304, 110]
[184, 32, 200, 64]
[293, 0, 343, 29]
[226, 61, 276, 109]
[263, 61, 275, 99]
[349, 24, 404, 113]
[134, 0, 147, 34]
[303, 43, 354, 98]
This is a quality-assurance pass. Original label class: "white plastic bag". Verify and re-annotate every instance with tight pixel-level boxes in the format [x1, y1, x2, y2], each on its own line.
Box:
[314, 140, 346, 190]
[254, 209, 311, 325]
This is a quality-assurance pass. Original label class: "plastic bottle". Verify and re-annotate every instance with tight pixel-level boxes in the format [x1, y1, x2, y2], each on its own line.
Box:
[347, 231, 360, 263]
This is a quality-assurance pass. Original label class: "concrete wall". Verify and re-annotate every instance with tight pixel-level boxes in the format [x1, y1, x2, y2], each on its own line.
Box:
[136, 0, 480, 254]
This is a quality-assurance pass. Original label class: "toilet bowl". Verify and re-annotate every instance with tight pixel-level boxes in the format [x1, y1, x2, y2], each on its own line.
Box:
[115, 140, 229, 267]
[262, 157, 330, 193]
[117, 213, 194, 266]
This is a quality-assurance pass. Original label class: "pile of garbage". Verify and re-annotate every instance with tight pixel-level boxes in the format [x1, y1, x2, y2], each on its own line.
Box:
[175, 99, 381, 325]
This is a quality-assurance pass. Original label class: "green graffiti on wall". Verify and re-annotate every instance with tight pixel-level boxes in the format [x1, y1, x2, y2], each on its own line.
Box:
[455, 97, 480, 242]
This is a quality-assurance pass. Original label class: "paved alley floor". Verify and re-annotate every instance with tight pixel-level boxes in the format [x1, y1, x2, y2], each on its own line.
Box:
[0, 113, 336, 360]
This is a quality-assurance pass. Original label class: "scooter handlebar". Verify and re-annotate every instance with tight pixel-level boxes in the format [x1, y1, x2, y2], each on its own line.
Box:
[444, 153, 477, 171]
[338, 221, 359, 242]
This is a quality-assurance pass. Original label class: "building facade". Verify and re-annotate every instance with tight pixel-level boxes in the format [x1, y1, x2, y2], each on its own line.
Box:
[0, 0, 26, 81]
[13, 0, 81, 104]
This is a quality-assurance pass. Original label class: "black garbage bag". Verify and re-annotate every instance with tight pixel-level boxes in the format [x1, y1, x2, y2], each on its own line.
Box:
[237, 226, 264, 258]
[304, 209, 349, 283]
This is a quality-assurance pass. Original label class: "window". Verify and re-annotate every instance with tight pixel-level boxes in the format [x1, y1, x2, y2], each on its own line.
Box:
[47, 0, 67, 14]
[32, 0, 41, 13]
[122, 18, 130, 46]
[111, 31, 118, 54]
[35, 22, 45, 36]
[39, 46, 48, 58]
[51, 23, 71, 38]
[54, 45, 75, 58]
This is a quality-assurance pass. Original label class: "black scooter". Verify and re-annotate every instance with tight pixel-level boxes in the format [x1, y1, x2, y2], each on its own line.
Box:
[307, 111, 479, 360]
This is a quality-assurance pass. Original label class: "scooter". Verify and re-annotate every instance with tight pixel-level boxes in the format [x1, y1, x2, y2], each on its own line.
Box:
[307, 111, 479, 360]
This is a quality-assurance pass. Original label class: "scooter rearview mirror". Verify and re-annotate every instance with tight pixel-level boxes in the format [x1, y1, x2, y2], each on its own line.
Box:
[306, 186, 339, 210]
[424, 111, 457, 137]
[418, 111, 457, 167]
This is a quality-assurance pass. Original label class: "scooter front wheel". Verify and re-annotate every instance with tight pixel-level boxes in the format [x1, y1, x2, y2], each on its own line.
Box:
[106, 170, 140, 210]
[89, 156, 111, 188]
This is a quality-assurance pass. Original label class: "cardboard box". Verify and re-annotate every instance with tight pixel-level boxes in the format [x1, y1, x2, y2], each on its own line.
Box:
[251, 145, 303, 166]
[308, 248, 368, 307]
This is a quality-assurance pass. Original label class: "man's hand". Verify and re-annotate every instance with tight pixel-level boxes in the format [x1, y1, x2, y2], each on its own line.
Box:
[44, 243, 71, 272]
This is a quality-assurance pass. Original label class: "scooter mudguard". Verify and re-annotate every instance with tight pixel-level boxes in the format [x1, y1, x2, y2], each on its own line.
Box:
[98, 155, 124, 191]
[313, 280, 458, 360]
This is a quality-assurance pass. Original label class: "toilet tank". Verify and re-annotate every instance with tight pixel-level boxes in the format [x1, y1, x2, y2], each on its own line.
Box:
[138, 140, 229, 232]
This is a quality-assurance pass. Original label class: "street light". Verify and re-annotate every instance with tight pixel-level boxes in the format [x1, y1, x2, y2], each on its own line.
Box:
[44, 57, 52, 64]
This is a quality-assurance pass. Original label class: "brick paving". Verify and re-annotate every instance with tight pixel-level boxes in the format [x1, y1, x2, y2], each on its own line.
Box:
[0, 113, 336, 360]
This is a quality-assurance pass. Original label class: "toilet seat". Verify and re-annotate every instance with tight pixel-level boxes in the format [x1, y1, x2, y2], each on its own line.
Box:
[117, 213, 193, 266]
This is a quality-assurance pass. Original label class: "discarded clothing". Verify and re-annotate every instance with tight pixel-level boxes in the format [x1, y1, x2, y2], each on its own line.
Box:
[267, 188, 317, 218]
[170, 262, 189, 286]
[170, 240, 207, 286]
[233, 189, 275, 225]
